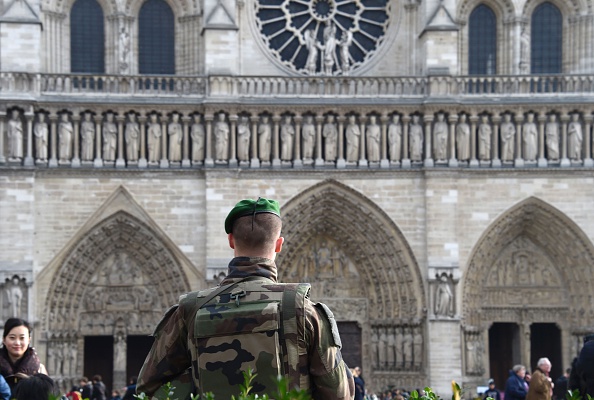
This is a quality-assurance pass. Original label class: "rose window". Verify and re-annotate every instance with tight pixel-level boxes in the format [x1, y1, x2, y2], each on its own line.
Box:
[254, 0, 391, 76]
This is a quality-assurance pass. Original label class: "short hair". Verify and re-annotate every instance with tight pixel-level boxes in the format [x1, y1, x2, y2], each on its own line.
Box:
[93, 374, 102, 382]
[232, 213, 281, 251]
[513, 364, 526, 373]
[537, 358, 551, 367]
[3, 318, 32, 338]
[13, 373, 59, 400]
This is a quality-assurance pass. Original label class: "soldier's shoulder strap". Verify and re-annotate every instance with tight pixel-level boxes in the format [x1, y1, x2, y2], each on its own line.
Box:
[281, 282, 311, 390]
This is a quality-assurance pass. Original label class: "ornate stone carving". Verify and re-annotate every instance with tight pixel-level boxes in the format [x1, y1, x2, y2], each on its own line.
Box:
[214, 112, 229, 163]
[388, 114, 401, 162]
[568, 112, 583, 161]
[478, 114, 491, 161]
[545, 114, 559, 160]
[147, 113, 162, 163]
[237, 115, 251, 163]
[523, 112, 538, 162]
[464, 329, 485, 376]
[500, 113, 516, 162]
[34, 112, 49, 162]
[80, 112, 95, 162]
[433, 113, 448, 161]
[456, 113, 470, 161]
[7, 109, 23, 161]
[102, 112, 117, 162]
[366, 115, 380, 163]
[323, 114, 338, 163]
[301, 115, 315, 162]
[345, 115, 360, 164]
[280, 115, 294, 162]
[191, 114, 205, 164]
[58, 113, 73, 163]
[409, 115, 423, 162]
[168, 112, 182, 162]
[125, 113, 140, 162]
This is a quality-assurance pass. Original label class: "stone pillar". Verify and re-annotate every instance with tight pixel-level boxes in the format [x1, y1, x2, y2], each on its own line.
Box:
[182, 115, 191, 167]
[424, 114, 434, 167]
[560, 113, 570, 167]
[228, 114, 238, 168]
[584, 114, 593, 167]
[160, 118, 169, 168]
[469, 114, 479, 167]
[272, 114, 281, 168]
[448, 114, 459, 167]
[380, 114, 389, 168]
[71, 114, 81, 167]
[358, 115, 368, 168]
[514, 114, 524, 167]
[0, 112, 5, 164]
[116, 115, 126, 168]
[138, 115, 148, 168]
[401, 115, 411, 168]
[537, 114, 548, 167]
[93, 115, 103, 168]
[24, 112, 35, 166]
[315, 115, 324, 167]
[204, 113, 214, 167]
[293, 115, 302, 168]
[337, 115, 346, 169]
[49, 113, 58, 167]
[250, 115, 260, 168]
[491, 115, 501, 167]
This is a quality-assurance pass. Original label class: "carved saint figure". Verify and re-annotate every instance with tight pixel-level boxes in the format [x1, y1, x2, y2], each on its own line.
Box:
[125, 113, 140, 162]
[322, 115, 338, 161]
[545, 114, 559, 160]
[433, 113, 448, 161]
[168, 112, 182, 162]
[413, 327, 423, 370]
[478, 115, 491, 161]
[214, 112, 229, 162]
[568, 113, 583, 161]
[339, 31, 353, 75]
[102, 112, 117, 161]
[58, 113, 73, 162]
[500, 113, 516, 162]
[409, 115, 423, 161]
[80, 112, 95, 161]
[403, 327, 413, 368]
[302, 115, 315, 160]
[434, 274, 453, 317]
[323, 22, 337, 75]
[147, 113, 161, 163]
[6, 276, 22, 318]
[366, 115, 381, 162]
[345, 115, 360, 162]
[456, 114, 470, 161]
[7, 109, 23, 160]
[236, 116, 250, 162]
[258, 115, 272, 162]
[191, 114, 205, 163]
[34, 113, 49, 161]
[523, 112, 538, 161]
[280, 115, 294, 161]
[304, 29, 320, 75]
[388, 114, 401, 161]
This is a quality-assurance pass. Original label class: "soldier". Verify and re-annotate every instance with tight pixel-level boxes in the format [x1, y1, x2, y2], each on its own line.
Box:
[137, 197, 355, 400]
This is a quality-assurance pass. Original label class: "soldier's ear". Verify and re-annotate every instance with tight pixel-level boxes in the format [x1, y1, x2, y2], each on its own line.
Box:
[228, 233, 235, 249]
[275, 236, 284, 253]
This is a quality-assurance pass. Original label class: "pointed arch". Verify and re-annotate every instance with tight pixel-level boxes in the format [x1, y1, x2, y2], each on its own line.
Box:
[463, 196, 594, 327]
[70, 0, 105, 73]
[277, 179, 425, 321]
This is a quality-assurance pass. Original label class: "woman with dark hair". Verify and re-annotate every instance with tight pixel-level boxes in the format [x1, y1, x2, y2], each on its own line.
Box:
[12, 373, 59, 400]
[0, 318, 47, 390]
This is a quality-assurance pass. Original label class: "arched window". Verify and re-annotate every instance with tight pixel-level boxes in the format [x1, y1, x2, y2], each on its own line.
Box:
[70, 0, 104, 73]
[531, 2, 562, 74]
[138, 0, 175, 74]
[469, 4, 497, 75]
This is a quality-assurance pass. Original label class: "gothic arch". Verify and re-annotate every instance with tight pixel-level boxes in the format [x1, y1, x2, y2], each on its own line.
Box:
[127, 0, 188, 20]
[462, 196, 594, 328]
[276, 179, 425, 321]
[457, 0, 515, 22]
[522, 0, 582, 17]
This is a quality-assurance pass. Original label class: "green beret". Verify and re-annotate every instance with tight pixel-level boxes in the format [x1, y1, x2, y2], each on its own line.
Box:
[224, 197, 281, 234]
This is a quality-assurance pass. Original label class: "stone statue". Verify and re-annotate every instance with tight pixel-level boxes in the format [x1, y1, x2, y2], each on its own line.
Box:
[302, 115, 315, 160]
[520, 27, 529, 72]
[280, 115, 294, 161]
[322, 115, 338, 161]
[395, 327, 403, 369]
[366, 115, 381, 162]
[102, 112, 117, 161]
[409, 115, 423, 161]
[115, 333, 126, 366]
[147, 113, 161, 163]
[304, 29, 320, 75]
[568, 113, 583, 161]
[119, 27, 129, 66]
[258, 115, 272, 162]
[339, 31, 353, 75]
[236, 116, 250, 162]
[125, 113, 140, 162]
[80, 112, 95, 162]
[388, 114, 401, 161]
[523, 112, 537, 161]
[168, 112, 182, 162]
[413, 327, 423, 370]
[500, 113, 516, 162]
[34, 113, 49, 162]
[345, 115, 360, 163]
[323, 22, 337, 75]
[387, 328, 395, 369]
[7, 109, 24, 161]
[478, 115, 491, 161]
[6, 276, 22, 318]
[456, 114, 470, 161]
[403, 327, 413, 368]
[58, 113, 73, 162]
[545, 114, 559, 160]
[214, 112, 229, 162]
[433, 113, 448, 161]
[190, 114, 205, 163]
[371, 330, 379, 369]
[434, 274, 453, 317]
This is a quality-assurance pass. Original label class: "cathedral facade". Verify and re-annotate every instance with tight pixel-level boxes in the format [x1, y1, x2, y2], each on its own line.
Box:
[2, 0, 594, 396]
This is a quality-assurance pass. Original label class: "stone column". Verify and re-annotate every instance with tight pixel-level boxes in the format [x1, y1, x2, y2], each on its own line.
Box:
[423, 114, 434, 167]
[71, 114, 81, 167]
[160, 117, 169, 168]
[359, 115, 368, 168]
[336, 115, 346, 169]
[514, 114, 524, 167]
[24, 112, 35, 166]
[584, 114, 593, 167]
[293, 115, 303, 168]
[491, 115, 501, 167]
[204, 113, 214, 167]
[228, 114, 238, 168]
[250, 115, 260, 168]
[380, 114, 389, 168]
[0, 112, 5, 164]
[49, 113, 58, 167]
[315, 115, 324, 167]
[401, 115, 411, 168]
[182, 115, 191, 167]
[560, 113, 570, 167]
[448, 114, 458, 167]
[116, 115, 126, 168]
[272, 114, 281, 168]
[93, 115, 103, 168]
[537, 114, 548, 167]
[469, 114, 479, 167]
[138, 115, 148, 168]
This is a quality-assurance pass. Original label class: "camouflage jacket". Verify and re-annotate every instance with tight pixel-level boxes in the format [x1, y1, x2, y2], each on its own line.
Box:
[137, 257, 354, 400]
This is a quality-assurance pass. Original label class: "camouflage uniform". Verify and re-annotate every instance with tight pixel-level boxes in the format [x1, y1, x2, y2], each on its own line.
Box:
[138, 257, 355, 400]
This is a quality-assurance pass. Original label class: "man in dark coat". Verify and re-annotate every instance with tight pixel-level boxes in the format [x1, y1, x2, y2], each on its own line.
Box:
[506, 365, 529, 400]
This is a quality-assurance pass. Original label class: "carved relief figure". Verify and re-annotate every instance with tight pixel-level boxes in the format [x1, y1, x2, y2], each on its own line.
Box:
[387, 327, 395, 369]
[34, 113, 49, 162]
[568, 113, 583, 161]
[191, 114, 205, 163]
[58, 113, 73, 162]
[409, 115, 423, 161]
[322, 115, 338, 161]
[147, 113, 161, 163]
[304, 29, 320, 75]
[413, 326, 423, 370]
[103, 112, 117, 161]
[403, 326, 413, 368]
[378, 326, 387, 369]
[125, 113, 140, 162]
[236, 116, 250, 162]
[280, 115, 294, 161]
[115, 333, 126, 366]
[456, 114, 470, 161]
[388, 114, 401, 161]
[302, 115, 315, 160]
[520, 27, 530, 72]
[434, 274, 453, 317]
[346, 115, 360, 163]
[6, 276, 23, 318]
[545, 114, 559, 160]
[433, 113, 448, 161]
[168, 112, 182, 162]
[371, 330, 379, 369]
[80, 112, 95, 161]
[366, 115, 381, 162]
[323, 22, 337, 75]
[7, 109, 24, 161]
[339, 31, 353, 75]
[500, 113, 516, 162]
[214, 112, 229, 162]
[523, 113, 538, 161]
[478, 115, 491, 161]
[258, 115, 272, 162]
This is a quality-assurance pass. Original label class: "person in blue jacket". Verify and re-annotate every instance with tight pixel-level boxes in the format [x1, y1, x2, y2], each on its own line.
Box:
[0, 374, 10, 400]
[506, 364, 529, 400]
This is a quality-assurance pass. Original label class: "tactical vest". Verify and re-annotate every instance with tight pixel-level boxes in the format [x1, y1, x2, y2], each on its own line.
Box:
[180, 278, 311, 399]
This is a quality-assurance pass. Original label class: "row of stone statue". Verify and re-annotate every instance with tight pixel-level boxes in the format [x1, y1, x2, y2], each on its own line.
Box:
[371, 324, 423, 371]
[2, 109, 590, 167]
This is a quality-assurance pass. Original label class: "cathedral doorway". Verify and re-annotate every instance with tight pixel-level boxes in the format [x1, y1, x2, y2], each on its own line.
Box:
[84, 336, 114, 393]
[488, 323, 520, 389]
[530, 323, 561, 381]
[127, 335, 154, 382]
[338, 322, 362, 369]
